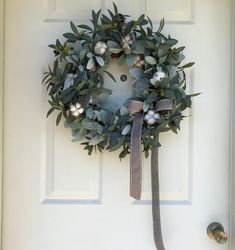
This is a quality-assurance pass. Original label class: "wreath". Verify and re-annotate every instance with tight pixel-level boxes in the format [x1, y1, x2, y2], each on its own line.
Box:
[43, 3, 198, 249]
[43, 3, 196, 159]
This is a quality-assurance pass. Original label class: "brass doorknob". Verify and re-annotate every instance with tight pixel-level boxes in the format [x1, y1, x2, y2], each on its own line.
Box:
[207, 222, 228, 244]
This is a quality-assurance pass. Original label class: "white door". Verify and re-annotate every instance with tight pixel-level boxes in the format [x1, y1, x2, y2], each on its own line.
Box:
[2, 0, 232, 249]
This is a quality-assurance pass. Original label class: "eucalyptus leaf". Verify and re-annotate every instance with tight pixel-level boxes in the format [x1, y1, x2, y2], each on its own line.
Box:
[87, 57, 95, 70]
[107, 40, 121, 49]
[72, 128, 87, 142]
[56, 112, 63, 126]
[121, 124, 131, 135]
[89, 134, 105, 145]
[129, 68, 144, 78]
[79, 49, 87, 61]
[95, 56, 105, 67]
[82, 118, 103, 133]
[70, 22, 79, 35]
[145, 56, 157, 65]
[109, 48, 123, 54]
[120, 106, 129, 116]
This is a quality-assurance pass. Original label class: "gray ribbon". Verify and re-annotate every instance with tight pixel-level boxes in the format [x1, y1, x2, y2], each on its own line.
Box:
[156, 99, 173, 112]
[128, 100, 144, 200]
[128, 99, 172, 250]
[151, 136, 165, 250]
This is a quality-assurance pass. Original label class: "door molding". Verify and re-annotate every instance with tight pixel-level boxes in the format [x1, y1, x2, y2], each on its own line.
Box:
[0, 0, 4, 248]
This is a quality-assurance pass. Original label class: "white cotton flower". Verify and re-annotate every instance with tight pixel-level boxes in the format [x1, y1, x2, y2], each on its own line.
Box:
[144, 110, 161, 125]
[69, 102, 84, 117]
[63, 73, 75, 90]
[150, 68, 166, 85]
[94, 41, 108, 55]
[153, 71, 166, 81]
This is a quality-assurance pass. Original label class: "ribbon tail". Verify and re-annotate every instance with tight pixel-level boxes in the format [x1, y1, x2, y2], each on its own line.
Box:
[151, 139, 165, 250]
[130, 113, 144, 200]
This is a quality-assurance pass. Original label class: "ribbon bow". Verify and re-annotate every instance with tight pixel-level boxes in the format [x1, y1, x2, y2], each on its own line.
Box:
[128, 99, 173, 250]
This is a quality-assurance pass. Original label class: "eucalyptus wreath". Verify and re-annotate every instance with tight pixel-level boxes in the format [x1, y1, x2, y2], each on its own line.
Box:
[43, 3, 197, 159]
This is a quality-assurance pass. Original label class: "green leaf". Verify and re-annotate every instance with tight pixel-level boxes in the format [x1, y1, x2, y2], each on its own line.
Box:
[109, 48, 123, 53]
[145, 56, 157, 65]
[63, 33, 78, 42]
[147, 16, 153, 29]
[145, 92, 157, 104]
[56, 112, 63, 126]
[126, 54, 138, 66]
[121, 124, 131, 135]
[113, 2, 118, 15]
[129, 68, 144, 78]
[165, 39, 178, 46]
[120, 106, 129, 116]
[72, 128, 87, 142]
[136, 14, 145, 25]
[180, 62, 195, 69]
[88, 80, 95, 88]
[82, 118, 103, 133]
[79, 49, 87, 61]
[47, 107, 56, 117]
[70, 21, 79, 35]
[119, 147, 129, 159]
[187, 92, 201, 97]
[78, 24, 93, 31]
[95, 56, 105, 67]
[107, 40, 121, 49]
[75, 81, 85, 91]
[132, 42, 145, 54]
[87, 57, 95, 70]
[48, 44, 57, 50]
[104, 71, 117, 82]
[157, 18, 165, 32]
[108, 136, 126, 151]
[89, 134, 105, 145]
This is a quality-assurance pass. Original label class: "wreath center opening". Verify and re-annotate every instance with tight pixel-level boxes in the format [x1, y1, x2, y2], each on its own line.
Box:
[103, 59, 133, 111]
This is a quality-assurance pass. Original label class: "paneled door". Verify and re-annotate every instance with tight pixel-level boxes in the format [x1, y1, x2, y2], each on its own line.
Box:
[3, 0, 232, 249]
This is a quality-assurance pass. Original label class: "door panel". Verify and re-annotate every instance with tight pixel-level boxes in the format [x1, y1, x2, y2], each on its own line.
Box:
[3, 0, 231, 249]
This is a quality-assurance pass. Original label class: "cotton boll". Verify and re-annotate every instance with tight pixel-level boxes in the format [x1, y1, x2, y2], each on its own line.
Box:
[72, 111, 80, 117]
[70, 104, 76, 112]
[75, 103, 81, 109]
[94, 41, 107, 55]
[144, 110, 161, 125]
[154, 113, 160, 119]
[147, 117, 156, 125]
[69, 102, 84, 117]
[100, 47, 106, 55]
[153, 71, 166, 81]
[148, 110, 155, 116]
[144, 114, 151, 121]
[78, 108, 84, 114]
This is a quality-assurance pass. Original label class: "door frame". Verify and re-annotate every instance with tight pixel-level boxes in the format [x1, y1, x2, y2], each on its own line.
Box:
[231, 0, 235, 248]
[0, 0, 4, 248]
[0, 0, 235, 249]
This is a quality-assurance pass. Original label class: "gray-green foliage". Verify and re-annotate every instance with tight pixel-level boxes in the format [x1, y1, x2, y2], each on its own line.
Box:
[43, 3, 198, 159]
